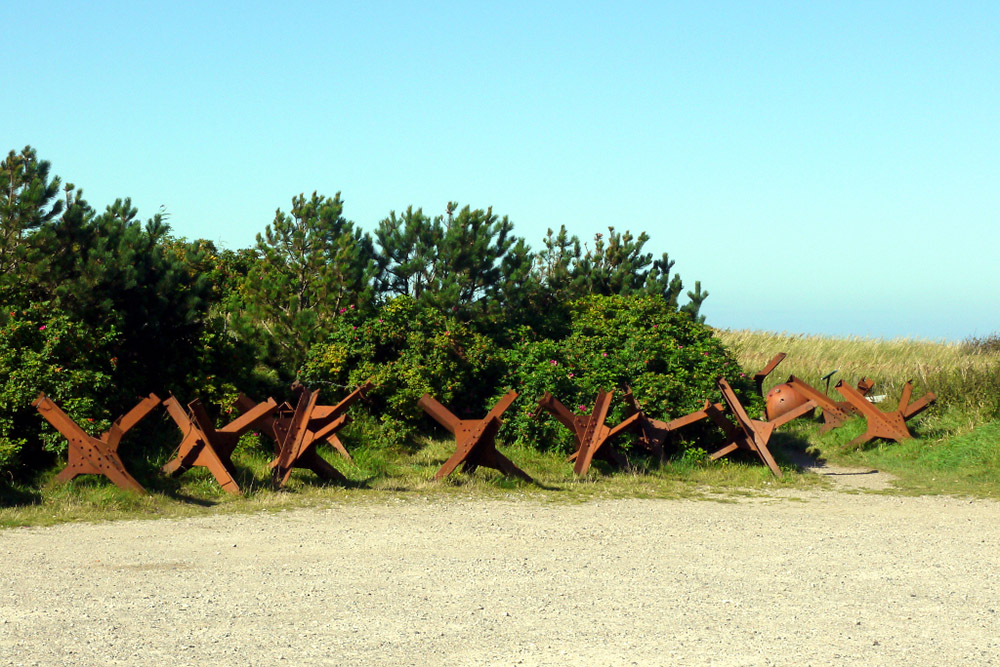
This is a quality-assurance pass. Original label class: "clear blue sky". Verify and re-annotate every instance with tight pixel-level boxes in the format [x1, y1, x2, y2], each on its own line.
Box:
[4, 1, 997, 340]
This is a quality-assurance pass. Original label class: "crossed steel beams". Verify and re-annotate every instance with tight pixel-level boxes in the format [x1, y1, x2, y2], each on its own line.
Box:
[622, 388, 724, 461]
[537, 390, 640, 476]
[161, 395, 278, 494]
[754, 353, 787, 396]
[785, 375, 875, 433]
[705, 379, 817, 477]
[33, 393, 161, 493]
[418, 391, 532, 482]
[258, 383, 372, 488]
[835, 380, 936, 447]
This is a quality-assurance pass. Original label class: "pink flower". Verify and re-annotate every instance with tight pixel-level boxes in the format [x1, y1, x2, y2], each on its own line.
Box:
[568, 373, 574, 378]
[602, 352, 607, 357]
[38, 325, 46, 331]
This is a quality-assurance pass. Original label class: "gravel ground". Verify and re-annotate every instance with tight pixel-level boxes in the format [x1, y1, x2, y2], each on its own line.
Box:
[1, 489, 998, 666]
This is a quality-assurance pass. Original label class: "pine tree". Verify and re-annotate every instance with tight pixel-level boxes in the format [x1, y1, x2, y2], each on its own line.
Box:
[241, 192, 377, 376]
[0, 147, 64, 296]
[373, 202, 532, 321]
[28, 195, 216, 393]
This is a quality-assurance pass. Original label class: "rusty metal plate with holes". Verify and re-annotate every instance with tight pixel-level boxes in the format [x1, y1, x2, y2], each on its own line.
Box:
[418, 390, 532, 482]
[33, 393, 161, 494]
[835, 380, 936, 447]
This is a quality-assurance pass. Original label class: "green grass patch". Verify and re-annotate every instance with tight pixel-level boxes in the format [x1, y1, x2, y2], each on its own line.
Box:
[0, 434, 824, 528]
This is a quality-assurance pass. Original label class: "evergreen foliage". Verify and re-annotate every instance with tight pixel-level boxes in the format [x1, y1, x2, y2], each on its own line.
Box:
[0, 147, 64, 297]
[1, 144, 725, 479]
[239, 192, 377, 378]
[373, 203, 532, 321]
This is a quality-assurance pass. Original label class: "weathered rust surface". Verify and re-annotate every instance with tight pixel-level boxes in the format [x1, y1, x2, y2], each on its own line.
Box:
[33, 393, 161, 493]
[622, 387, 725, 460]
[537, 390, 640, 475]
[257, 382, 372, 488]
[705, 379, 816, 477]
[162, 394, 278, 494]
[754, 353, 787, 396]
[418, 391, 531, 482]
[764, 382, 811, 421]
[786, 375, 875, 432]
[835, 380, 936, 447]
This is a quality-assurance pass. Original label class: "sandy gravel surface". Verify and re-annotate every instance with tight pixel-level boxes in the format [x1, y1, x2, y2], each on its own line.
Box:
[1, 490, 998, 666]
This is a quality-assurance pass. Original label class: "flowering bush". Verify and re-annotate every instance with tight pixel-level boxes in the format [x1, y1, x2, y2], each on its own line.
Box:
[0, 302, 118, 471]
[301, 296, 503, 446]
[495, 294, 759, 452]
[302, 294, 756, 454]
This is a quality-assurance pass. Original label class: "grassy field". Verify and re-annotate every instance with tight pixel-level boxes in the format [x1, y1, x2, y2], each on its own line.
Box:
[3, 328, 999, 527]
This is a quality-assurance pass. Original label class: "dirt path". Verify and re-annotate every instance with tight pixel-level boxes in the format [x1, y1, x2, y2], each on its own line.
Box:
[2, 490, 998, 666]
[783, 449, 898, 491]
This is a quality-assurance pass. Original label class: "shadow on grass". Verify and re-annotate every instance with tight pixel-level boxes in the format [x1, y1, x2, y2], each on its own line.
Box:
[768, 431, 823, 471]
[0, 479, 43, 508]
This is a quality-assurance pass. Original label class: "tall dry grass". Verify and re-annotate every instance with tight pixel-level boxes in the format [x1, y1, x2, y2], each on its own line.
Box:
[715, 329, 1000, 424]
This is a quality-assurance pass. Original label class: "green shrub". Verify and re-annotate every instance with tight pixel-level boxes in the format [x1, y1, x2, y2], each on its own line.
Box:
[303, 294, 756, 455]
[0, 302, 118, 471]
[496, 294, 758, 452]
[301, 296, 504, 446]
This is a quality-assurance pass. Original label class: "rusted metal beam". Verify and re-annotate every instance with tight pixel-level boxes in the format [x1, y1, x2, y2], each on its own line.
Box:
[418, 391, 531, 482]
[784, 375, 875, 432]
[537, 390, 640, 475]
[706, 379, 817, 476]
[622, 387, 725, 461]
[161, 394, 278, 494]
[266, 382, 372, 488]
[753, 353, 787, 396]
[33, 393, 160, 494]
[834, 380, 936, 447]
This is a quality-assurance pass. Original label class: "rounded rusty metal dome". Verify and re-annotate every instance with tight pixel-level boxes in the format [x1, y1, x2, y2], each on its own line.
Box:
[765, 383, 810, 421]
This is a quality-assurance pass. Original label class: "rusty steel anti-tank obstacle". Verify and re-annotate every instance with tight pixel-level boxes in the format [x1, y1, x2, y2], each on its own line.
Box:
[835, 379, 936, 447]
[161, 394, 279, 494]
[622, 387, 726, 461]
[536, 390, 640, 475]
[24, 350, 940, 491]
[704, 378, 817, 477]
[783, 375, 875, 432]
[256, 382, 372, 488]
[33, 393, 161, 493]
[418, 390, 532, 482]
[752, 352, 879, 429]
